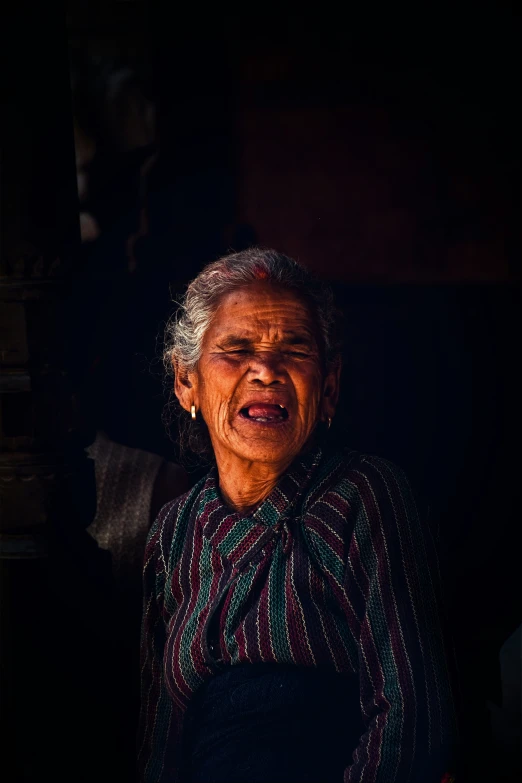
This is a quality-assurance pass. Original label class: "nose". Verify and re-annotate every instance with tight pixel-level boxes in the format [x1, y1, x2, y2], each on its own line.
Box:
[247, 351, 287, 385]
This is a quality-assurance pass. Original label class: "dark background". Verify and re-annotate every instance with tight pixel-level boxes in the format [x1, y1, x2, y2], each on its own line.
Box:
[1, 2, 520, 782]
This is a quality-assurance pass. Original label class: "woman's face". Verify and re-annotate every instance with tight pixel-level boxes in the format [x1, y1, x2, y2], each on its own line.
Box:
[176, 281, 340, 470]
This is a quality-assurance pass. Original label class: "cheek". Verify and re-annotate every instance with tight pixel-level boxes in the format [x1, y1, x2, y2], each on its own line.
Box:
[198, 361, 240, 428]
[295, 368, 324, 418]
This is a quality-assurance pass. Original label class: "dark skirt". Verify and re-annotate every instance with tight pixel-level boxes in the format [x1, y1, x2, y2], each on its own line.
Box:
[181, 663, 365, 783]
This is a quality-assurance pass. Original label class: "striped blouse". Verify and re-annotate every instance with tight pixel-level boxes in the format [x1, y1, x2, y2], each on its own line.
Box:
[138, 446, 458, 782]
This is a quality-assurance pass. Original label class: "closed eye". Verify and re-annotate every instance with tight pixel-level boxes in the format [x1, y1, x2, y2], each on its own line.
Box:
[223, 349, 312, 358]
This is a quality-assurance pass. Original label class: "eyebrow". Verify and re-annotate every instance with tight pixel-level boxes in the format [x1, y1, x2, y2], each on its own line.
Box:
[216, 336, 253, 350]
[215, 331, 316, 350]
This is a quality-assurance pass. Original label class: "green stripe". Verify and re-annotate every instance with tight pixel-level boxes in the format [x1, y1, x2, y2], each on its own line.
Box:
[328, 601, 359, 669]
[268, 543, 293, 661]
[306, 526, 345, 584]
[178, 539, 214, 691]
[224, 565, 257, 663]
[354, 500, 406, 761]
[218, 517, 258, 556]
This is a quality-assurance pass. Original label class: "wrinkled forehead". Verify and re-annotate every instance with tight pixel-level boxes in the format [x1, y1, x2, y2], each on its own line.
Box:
[204, 281, 319, 345]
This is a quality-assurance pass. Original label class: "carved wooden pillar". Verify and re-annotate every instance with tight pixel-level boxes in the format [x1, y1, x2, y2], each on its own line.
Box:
[1, 5, 96, 781]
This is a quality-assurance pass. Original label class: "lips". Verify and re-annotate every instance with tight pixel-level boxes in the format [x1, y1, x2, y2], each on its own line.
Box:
[239, 403, 289, 423]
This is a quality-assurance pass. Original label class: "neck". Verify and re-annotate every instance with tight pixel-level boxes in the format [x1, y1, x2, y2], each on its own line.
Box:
[214, 453, 294, 513]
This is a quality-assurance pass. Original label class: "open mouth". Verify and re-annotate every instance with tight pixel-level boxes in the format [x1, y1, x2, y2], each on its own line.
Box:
[239, 404, 289, 424]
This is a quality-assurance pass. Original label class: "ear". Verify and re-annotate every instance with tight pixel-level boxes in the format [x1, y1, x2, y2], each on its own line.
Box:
[322, 358, 342, 420]
[173, 360, 199, 413]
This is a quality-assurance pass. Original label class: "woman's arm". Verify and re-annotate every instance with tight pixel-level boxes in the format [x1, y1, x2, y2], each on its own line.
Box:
[343, 456, 458, 783]
[137, 511, 183, 783]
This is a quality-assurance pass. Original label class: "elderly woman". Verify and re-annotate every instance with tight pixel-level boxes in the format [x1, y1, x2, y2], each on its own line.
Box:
[138, 249, 458, 783]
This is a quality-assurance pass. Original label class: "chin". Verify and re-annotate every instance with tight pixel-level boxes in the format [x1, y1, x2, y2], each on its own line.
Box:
[231, 435, 305, 466]
[239, 450, 295, 466]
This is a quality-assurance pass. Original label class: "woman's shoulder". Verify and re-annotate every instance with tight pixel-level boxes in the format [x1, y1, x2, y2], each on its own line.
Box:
[145, 475, 208, 563]
[345, 450, 411, 485]
[307, 447, 414, 510]
[319, 446, 409, 484]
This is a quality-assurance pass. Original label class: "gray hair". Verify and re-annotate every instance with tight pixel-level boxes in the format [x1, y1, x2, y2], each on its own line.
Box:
[163, 247, 343, 458]
[164, 247, 342, 372]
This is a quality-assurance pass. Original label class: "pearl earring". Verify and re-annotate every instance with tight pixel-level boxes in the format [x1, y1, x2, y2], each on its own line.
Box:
[327, 417, 332, 429]
[191, 404, 196, 420]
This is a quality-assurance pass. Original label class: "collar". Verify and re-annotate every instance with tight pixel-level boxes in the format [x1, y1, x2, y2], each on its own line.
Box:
[197, 446, 323, 566]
